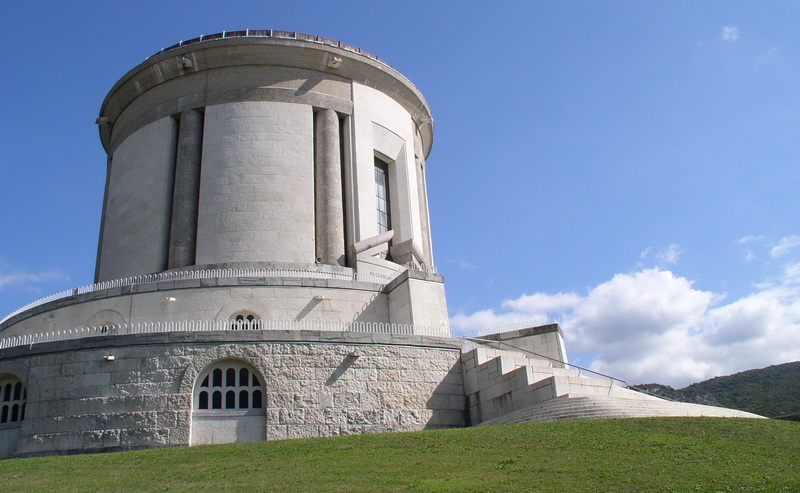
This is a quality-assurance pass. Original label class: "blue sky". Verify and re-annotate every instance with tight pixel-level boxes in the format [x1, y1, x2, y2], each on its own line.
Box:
[1, 1, 799, 387]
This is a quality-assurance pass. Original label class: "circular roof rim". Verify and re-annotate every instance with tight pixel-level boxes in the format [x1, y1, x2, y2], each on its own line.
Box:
[150, 30, 390, 68]
[99, 30, 435, 157]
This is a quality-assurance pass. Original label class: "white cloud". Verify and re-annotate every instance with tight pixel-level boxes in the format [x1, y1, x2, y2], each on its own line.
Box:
[451, 308, 537, 337]
[737, 235, 800, 262]
[0, 269, 68, 290]
[656, 244, 682, 265]
[721, 26, 740, 43]
[640, 244, 682, 266]
[770, 235, 800, 258]
[446, 258, 478, 270]
[738, 235, 767, 244]
[756, 46, 779, 70]
[502, 292, 582, 314]
[451, 263, 800, 388]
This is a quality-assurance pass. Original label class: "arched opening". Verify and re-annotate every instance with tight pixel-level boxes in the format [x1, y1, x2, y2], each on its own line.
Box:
[84, 310, 126, 334]
[0, 374, 27, 458]
[191, 360, 265, 446]
[229, 311, 259, 330]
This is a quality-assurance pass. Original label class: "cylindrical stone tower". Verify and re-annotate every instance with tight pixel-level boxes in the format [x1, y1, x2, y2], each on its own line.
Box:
[95, 30, 435, 280]
[86, 30, 448, 331]
[0, 32, 462, 458]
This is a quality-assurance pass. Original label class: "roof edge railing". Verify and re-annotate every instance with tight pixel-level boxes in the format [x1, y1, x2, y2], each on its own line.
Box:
[149, 30, 383, 67]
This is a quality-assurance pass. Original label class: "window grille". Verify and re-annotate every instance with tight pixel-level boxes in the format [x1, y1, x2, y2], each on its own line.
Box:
[230, 312, 258, 330]
[0, 375, 26, 425]
[195, 361, 264, 411]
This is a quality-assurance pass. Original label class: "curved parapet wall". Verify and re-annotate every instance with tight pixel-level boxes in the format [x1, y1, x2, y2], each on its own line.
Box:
[0, 267, 450, 340]
[0, 265, 394, 327]
[95, 30, 438, 284]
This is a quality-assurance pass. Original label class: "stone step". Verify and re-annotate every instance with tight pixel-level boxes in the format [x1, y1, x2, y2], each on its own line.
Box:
[476, 395, 764, 427]
[462, 345, 759, 428]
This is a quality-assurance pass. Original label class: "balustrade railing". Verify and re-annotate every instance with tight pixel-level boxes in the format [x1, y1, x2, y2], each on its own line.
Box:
[0, 318, 452, 350]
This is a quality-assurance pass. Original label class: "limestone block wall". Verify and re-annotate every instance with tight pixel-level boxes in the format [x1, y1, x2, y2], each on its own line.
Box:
[96, 118, 177, 281]
[477, 324, 569, 368]
[0, 331, 465, 458]
[387, 271, 449, 329]
[196, 102, 315, 265]
[462, 345, 582, 425]
[0, 427, 21, 458]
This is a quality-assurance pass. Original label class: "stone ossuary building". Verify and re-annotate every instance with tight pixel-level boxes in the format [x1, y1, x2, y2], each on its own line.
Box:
[0, 31, 761, 458]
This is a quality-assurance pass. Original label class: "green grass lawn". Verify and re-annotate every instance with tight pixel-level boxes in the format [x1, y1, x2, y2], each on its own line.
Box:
[1, 418, 797, 492]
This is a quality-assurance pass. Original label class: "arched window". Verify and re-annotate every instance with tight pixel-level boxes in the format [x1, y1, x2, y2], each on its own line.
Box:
[191, 360, 266, 446]
[0, 375, 26, 426]
[229, 311, 259, 330]
[194, 360, 264, 412]
[212, 391, 222, 409]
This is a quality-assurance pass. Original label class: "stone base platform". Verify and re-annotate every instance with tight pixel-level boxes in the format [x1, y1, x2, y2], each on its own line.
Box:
[0, 330, 466, 458]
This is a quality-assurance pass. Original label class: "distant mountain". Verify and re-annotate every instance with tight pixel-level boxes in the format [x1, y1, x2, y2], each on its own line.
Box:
[634, 361, 800, 418]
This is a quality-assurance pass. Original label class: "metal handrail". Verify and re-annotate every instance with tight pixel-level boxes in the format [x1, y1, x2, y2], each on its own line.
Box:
[458, 318, 557, 337]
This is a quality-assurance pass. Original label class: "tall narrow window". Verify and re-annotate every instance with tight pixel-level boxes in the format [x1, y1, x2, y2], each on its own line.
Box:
[374, 157, 391, 235]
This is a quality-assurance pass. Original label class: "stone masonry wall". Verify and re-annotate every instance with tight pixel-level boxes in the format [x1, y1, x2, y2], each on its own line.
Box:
[0, 331, 465, 458]
[97, 117, 178, 282]
[196, 101, 315, 265]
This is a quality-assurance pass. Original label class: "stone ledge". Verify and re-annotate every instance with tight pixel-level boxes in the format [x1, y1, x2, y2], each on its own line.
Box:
[0, 330, 462, 360]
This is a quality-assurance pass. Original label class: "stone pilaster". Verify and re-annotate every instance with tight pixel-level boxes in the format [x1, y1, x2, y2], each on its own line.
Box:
[168, 109, 203, 269]
[314, 109, 345, 265]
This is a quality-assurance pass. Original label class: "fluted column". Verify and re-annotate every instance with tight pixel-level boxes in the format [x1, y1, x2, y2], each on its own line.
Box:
[314, 109, 345, 265]
[168, 109, 204, 269]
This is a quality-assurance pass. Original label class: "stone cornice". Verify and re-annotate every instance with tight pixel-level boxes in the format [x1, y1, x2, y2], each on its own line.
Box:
[98, 31, 434, 157]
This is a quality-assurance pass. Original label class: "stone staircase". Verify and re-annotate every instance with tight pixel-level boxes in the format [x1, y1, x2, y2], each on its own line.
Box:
[462, 344, 764, 427]
[477, 394, 762, 426]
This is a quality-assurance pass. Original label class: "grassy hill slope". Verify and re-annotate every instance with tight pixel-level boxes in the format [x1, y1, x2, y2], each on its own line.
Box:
[0, 418, 797, 492]
[636, 361, 800, 417]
